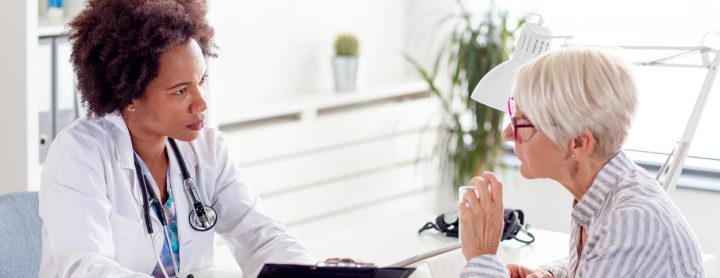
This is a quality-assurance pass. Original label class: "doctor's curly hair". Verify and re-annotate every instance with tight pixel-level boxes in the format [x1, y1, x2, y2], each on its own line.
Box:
[68, 0, 216, 117]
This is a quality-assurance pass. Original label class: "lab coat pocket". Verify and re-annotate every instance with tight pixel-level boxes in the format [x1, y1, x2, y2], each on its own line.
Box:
[181, 228, 215, 272]
[109, 212, 151, 271]
[109, 212, 143, 239]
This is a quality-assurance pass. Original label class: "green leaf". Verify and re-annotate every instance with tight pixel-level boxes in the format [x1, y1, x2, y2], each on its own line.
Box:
[401, 4, 521, 192]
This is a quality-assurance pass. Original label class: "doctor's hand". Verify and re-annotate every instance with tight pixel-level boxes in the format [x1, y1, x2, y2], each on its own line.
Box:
[459, 171, 504, 261]
[507, 264, 555, 278]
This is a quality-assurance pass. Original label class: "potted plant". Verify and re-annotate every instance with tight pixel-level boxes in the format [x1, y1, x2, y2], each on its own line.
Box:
[332, 33, 359, 92]
[406, 2, 525, 194]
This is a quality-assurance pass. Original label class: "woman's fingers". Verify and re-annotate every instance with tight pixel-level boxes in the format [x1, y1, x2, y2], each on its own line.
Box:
[459, 174, 505, 260]
[469, 176, 491, 206]
[506, 264, 532, 278]
[468, 173, 503, 210]
[468, 176, 485, 187]
[462, 187, 481, 210]
[483, 171, 504, 208]
[527, 269, 554, 278]
[458, 199, 471, 225]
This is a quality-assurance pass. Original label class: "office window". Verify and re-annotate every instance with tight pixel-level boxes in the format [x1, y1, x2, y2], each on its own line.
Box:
[481, 0, 720, 189]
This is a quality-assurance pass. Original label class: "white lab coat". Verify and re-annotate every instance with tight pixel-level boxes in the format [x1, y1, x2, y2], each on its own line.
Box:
[38, 114, 315, 277]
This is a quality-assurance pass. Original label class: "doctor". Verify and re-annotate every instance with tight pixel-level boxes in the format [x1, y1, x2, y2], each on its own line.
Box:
[38, 0, 315, 277]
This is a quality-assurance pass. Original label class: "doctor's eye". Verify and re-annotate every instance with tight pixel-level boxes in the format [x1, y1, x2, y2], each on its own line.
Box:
[173, 87, 189, 95]
[199, 74, 209, 86]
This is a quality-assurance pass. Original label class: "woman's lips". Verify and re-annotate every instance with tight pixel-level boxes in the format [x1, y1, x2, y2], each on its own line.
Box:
[187, 120, 204, 131]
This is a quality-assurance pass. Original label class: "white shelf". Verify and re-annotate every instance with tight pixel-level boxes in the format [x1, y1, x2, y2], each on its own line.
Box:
[215, 80, 431, 127]
[38, 16, 68, 37]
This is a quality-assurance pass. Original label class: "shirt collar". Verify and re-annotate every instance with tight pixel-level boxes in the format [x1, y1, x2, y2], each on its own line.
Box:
[105, 113, 135, 169]
[104, 113, 198, 171]
[571, 151, 636, 228]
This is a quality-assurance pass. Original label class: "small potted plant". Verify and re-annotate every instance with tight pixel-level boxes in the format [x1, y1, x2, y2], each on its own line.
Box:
[332, 33, 359, 92]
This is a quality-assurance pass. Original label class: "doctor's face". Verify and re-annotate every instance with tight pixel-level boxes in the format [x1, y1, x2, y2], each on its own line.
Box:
[129, 38, 208, 142]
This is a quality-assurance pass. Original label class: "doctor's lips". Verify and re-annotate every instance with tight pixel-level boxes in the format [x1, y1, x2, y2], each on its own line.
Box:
[187, 119, 204, 130]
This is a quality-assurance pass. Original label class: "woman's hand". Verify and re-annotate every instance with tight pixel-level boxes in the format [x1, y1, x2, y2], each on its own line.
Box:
[459, 171, 505, 261]
[507, 264, 554, 278]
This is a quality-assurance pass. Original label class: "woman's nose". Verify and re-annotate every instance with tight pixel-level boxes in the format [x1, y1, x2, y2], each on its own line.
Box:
[502, 124, 513, 142]
[191, 89, 207, 114]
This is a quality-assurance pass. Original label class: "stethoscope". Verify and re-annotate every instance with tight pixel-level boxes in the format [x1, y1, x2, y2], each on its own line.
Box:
[133, 138, 217, 278]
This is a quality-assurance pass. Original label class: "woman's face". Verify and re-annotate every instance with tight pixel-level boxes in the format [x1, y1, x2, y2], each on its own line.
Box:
[502, 106, 568, 180]
[130, 39, 208, 142]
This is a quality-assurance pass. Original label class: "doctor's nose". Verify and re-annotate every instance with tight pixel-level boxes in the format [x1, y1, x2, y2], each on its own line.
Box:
[190, 89, 208, 114]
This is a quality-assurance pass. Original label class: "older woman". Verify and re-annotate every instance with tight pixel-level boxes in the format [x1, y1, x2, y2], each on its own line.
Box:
[458, 49, 704, 277]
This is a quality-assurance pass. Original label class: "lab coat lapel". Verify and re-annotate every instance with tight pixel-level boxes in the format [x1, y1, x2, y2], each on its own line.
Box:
[167, 139, 202, 272]
[105, 114, 163, 270]
[106, 114, 145, 208]
[106, 114, 171, 233]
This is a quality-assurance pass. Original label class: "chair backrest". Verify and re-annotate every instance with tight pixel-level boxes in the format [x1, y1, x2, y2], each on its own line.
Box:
[0, 191, 42, 278]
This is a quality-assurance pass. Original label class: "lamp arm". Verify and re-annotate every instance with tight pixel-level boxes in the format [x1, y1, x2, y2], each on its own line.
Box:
[661, 50, 720, 192]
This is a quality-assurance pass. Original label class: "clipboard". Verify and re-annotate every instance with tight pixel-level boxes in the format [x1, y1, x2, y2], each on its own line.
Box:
[257, 263, 415, 278]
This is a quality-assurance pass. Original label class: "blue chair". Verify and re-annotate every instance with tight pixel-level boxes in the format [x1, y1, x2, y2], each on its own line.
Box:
[0, 192, 42, 278]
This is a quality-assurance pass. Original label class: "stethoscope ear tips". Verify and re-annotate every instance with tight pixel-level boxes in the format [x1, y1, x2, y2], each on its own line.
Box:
[189, 204, 217, 231]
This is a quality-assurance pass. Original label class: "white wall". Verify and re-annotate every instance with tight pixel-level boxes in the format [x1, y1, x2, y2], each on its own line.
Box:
[404, 0, 455, 76]
[207, 1, 411, 103]
[494, 0, 720, 45]
[1, 0, 39, 194]
[500, 168, 720, 277]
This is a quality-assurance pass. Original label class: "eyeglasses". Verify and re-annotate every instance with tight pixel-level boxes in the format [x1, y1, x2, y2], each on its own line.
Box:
[507, 97, 536, 143]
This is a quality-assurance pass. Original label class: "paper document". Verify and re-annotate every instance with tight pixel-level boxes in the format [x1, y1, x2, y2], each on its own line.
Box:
[386, 243, 462, 267]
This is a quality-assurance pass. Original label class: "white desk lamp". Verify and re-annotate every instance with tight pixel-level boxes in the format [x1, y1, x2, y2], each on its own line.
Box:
[470, 17, 555, 112]
[628, 45, 720, 192]
[470, 18, 720, 193]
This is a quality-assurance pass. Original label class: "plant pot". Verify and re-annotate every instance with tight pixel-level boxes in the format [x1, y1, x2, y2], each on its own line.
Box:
[332, 56, 358, 92]
[64, 0, 87, 21]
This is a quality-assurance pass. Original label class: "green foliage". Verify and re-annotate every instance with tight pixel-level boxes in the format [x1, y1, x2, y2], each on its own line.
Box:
[405, 1, 525, 190]
[334, 33, 359, 56]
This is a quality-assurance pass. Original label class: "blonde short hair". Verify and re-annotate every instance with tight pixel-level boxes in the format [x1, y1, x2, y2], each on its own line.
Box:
[513, 48, 637, 158]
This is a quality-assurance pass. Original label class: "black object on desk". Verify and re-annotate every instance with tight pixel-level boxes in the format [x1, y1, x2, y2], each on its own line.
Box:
[258, 264, 415, 278]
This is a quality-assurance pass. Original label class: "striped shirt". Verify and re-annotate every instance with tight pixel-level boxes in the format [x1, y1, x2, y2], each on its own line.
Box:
[460, 151, 704, 277]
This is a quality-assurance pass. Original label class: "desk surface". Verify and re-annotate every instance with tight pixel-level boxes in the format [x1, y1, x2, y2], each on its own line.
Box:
[211, 195, 717, 277]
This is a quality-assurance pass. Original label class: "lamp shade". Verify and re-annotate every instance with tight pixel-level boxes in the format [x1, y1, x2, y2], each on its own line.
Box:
[470, 22, 553, 112]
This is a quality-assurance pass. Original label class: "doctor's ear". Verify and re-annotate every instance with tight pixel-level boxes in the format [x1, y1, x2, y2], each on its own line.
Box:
[126, 102, 137, 112]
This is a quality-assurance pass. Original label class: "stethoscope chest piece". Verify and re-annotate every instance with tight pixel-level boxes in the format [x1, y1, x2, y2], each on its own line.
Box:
[171, 139, 218, 232]
[189, 203, 217, 231]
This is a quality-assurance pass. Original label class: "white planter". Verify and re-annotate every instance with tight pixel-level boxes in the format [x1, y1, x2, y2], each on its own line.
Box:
[332, 56, 358, 92]
[64, 0, 86, 21]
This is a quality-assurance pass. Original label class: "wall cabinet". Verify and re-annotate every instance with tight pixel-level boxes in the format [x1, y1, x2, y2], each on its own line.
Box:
[217, 83, 445, 226]
[37, 34, 81, 163]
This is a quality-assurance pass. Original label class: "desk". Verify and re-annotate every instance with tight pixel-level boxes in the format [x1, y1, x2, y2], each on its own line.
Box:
[290, 211, 575, 277]
[186, 270, 240, 278]
[211, 200, 717, 277]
